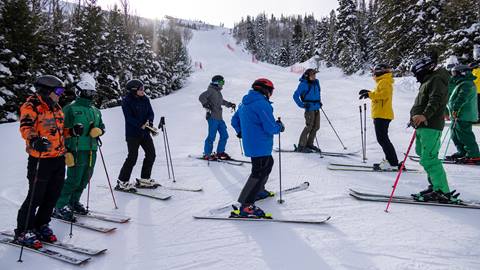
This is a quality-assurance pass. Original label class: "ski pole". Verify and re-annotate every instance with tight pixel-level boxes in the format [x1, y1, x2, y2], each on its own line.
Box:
[277, 117, 284, 204]
[442, 118, 457, 160]
[97, 138, 118, 209]
[158, 117, 171, 179]
[363, 103, 367, 161]
[233, 107, 244, 156]
[160, 117, 176, 183]
[385, 130, 416, 212]
[321, 108, 347, 149]
[315, 136, 324, 158]
[70, 136, 80, 238]
[359, 106, 366, 163]
[18, 150, 43, 263]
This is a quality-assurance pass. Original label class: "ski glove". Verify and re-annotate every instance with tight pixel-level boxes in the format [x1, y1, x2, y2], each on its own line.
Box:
[236, 132, 242, 139]
[358, 89, 370, 100]
[89, 127, 103, 138]
[203, 103, 212, 110]
[30, 137, 51, 152]
[230, 103, 236, 110]
[276, 119, 285, 132]
[71, 123, 84, 137]
[65, 152, 75, 167]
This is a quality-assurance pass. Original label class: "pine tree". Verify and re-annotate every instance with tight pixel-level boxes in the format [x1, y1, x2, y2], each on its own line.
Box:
[245, 16, 257, 56]
[255, 13, 267, 61]
[336, 0, 361, 74]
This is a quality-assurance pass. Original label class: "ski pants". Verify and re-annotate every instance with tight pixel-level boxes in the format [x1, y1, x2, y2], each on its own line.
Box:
[56, 151, 97, 209]
[16, 156, 65, 233]
[203, 118, 228, 155]
[238, 156, 274, 205]
[118, 135, 156, 182]
[415, 128, 449, 193]
[373, 118, 399, 166]
[478, 94, 480, 121]
[451, 120, 480, 158]
[298, 110, 320, 147]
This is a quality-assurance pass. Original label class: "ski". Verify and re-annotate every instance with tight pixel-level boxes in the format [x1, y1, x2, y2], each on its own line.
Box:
[0, 237, 91, 265]
[0, 230, 106, 256]
[327, 163, 420, 172]
[405, 154, 480, 165]
[188, 155, 244, 166]
[209, 181, 310, 215]
[349, 192, 480, 209]
[76, 210, 131, 223]
[193, 215, 331, 224]
[135, 178, 203, 192]
[274, 146, 358, 157]
[349, 189, 480, 204]
[114, 188, 172, 200]
[52, 217, 117, 233]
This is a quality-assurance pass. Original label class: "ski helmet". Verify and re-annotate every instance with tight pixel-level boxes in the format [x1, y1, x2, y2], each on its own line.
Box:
[445, 55, 459, 71]
[303, 68, 318, 79]
[410, 57, 436, 77]
[34, 75, 65, 96]
[474, 45, 480, 61]
[211, 75, 225, 86]
[371, 63, 392, 77]
[252, 78, 274, 97]
[451, 64, 471, 77]
[75, 80, 96, 99]
[126, 79, 144, 92]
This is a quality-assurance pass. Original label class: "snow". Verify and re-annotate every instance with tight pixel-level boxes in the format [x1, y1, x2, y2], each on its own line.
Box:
[0, 63, 12, 76]
[1, 28, 480, 270]
[0, 96, 5, 106]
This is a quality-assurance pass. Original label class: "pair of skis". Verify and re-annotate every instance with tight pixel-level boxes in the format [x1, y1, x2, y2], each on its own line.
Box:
[195, 181, 331, 224]
[327, 162, 420, 172]
[274, 145, 358, 158]
[188, 154, 250, 166]
[349, 189, 480, 209]
[407, 154, 480, 165]
[53, 210, 131, 233]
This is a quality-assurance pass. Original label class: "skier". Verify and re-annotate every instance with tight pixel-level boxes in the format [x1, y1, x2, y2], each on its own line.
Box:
[358, 64, 399, 170]
[15, 75, 67, 249]
[445, 64, 480, 163]
[409, 56, 460, 203]
[52, 80, 105, 221]
[231, 78, 284, 218]
[292, 68, 322, 153]
[117, 79, 158, 192]
[198, 75, 236, 160]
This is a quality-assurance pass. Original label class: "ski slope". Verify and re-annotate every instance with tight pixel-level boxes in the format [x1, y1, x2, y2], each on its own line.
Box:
[1, 28, 480, 270]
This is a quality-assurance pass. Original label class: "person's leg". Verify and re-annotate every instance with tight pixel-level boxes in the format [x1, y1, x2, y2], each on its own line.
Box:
[306, 110, 320, 147]
[203, 118, 219, 155]
[56, 151, 87, 208]
[417, 128, 449, 193]
[258, 156, 275, 193]
[140, 135, 156, 179]
[238, 156, 272, 205]
[298, 111, 315, 148]
[216, 120, 229, 153]
[456, 121, 480, 158]
[450, 120, 467, 156]
[373, 118, 399, 165]
[35, 157, 65, 228]
[70, 152, 97, 205]
[118, 137, 141, 182]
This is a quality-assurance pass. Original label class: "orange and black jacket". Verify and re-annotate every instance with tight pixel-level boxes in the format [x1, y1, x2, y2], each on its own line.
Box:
[19, 94, 68, 158]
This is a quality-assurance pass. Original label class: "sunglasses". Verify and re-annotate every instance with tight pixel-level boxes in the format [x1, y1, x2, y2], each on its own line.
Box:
[54, 87, 65, 96]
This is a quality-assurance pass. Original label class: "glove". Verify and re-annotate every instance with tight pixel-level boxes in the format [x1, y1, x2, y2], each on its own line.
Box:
[203, 103, 212, 110]
[230, 103, 236, 110]
[319, 101, 323, 108]
[236, 132, 242, 139]
[71, 123, 84, 137]
[65, 152, 75, 167]
[141, 121, 148, 129]
[206, 111, 211, 120]
[30, 137, 51, 152]
[276, 120, 285, 132]
[358, 89, 370, 100]
[146, 125, 159, 136]
[304, 103, 311, 109]
[89, 127, 103, 138]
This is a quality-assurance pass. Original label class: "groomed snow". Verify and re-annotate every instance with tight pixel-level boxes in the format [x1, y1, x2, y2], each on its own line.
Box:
[0, 28, 479, 270]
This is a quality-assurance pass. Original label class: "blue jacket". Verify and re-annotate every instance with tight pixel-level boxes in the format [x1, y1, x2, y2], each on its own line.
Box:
[122, 93, 154, 138]
[231, 90, 282, 157]
[292, 76, 322, 111]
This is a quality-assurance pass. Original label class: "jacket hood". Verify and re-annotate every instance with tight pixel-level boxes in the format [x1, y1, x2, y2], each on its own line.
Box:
[208, 84, 222, 91]
[374, 72, 393, 83]
[298, 76, 319, 84]
[242, 90, 269, 105]
[452, 72, 476, 84]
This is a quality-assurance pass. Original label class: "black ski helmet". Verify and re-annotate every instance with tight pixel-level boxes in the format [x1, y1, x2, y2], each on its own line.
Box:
[451, 64, 471, 77]
[126, 79, 144, 92]
[252, 78, 274, 97]
[34, 75, 65, 95]
[410, 57, 436, 77]
[371, 63, 392, 77]
[303, 68, 318, 79]
[211, 75, 225, 86]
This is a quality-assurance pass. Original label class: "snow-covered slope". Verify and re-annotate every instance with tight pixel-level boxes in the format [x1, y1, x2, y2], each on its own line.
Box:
[1, 28, 480, 270]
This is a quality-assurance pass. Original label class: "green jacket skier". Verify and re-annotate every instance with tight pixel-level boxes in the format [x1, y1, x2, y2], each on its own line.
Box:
[53, 80, 105, 221]
[447, 65, 480, 160]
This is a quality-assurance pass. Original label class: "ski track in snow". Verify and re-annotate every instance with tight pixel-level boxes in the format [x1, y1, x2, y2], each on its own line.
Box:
[0, 28, 480, 270]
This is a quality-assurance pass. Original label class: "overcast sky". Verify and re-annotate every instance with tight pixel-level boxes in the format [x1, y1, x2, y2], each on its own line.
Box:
[70, 0, 340, 28]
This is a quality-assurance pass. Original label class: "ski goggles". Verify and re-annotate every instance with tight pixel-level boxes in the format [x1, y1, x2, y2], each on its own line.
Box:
[53, 87, 65, 96]
[216, 80, 225, 86]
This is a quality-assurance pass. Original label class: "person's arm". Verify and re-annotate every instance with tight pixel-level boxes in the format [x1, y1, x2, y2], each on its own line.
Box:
[292, 85, 306, 108]
[450, 83, 469, 115]
[258, 105, 282, 135]
[368, 80, 390, 100]
[122, 99, 144, 128]
[231, 109, 241, 134]
[423, 79, 447, 120]
[146, 98, 154, 124]
[199, 90, 212, 108]
[19, 102, 39, 143]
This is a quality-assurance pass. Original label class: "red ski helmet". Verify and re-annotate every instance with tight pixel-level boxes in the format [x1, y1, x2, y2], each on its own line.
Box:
[252, 78, 274, 95]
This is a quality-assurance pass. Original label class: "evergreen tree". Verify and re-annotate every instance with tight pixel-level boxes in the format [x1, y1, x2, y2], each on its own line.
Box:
[336, 0, 361, 74]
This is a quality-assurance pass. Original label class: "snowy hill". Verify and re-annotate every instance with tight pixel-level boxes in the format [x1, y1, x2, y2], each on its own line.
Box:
[1, 28, 480, 270]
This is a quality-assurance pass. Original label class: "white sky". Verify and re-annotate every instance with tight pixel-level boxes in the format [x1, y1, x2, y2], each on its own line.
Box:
[70, 0, 340, 28]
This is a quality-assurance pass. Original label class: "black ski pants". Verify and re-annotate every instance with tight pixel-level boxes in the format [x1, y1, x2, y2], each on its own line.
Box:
[238, 156, 274, 205]
[118, 135, 156, 182]
[16, 156, 65, 233]
[374, 118, 399, 166]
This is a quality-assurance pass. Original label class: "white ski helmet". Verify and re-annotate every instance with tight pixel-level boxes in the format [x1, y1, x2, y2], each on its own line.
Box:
[445, 55, 459, 71]
[75, 80, 96, 98]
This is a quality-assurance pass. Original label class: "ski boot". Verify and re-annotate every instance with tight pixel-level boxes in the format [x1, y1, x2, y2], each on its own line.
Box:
[255, 190, 275, 202]
[35, 224, 57, 243]
[295, 145, 314, 153]
[306, 145, 322, 153]
[14, 229, 42, 249]
[411, 185, 433, 199]
[71, 201, 89, 215]
[230, 204, 272, 219]
[413, 189, 462, 204]
[216, 152, 232, 160]
[445, 152, 465, 161]
[397, 161, 407, 171]
[115, 180, 137, 192]
[135, 178, 160, 189]
[202, 154, 217, 161]
[373, 160, 397, 171]
[52, 205, 77, 222]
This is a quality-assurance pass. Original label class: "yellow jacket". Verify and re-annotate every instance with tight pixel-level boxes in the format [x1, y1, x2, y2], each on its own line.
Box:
[368, 72, 394, 120]
[472, 68, 480, 94]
